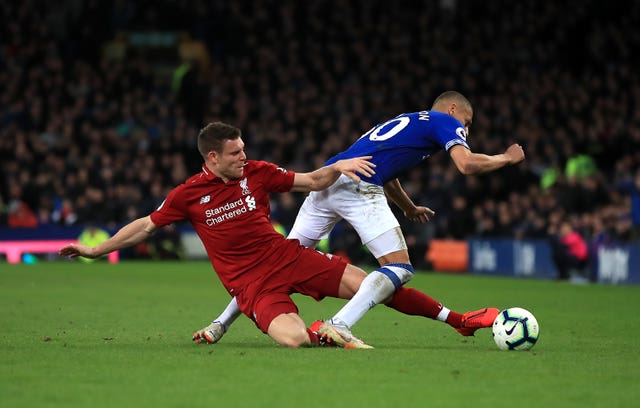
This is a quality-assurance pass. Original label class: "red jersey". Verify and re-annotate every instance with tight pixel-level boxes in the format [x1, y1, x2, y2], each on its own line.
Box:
[150, 160, 304, 295]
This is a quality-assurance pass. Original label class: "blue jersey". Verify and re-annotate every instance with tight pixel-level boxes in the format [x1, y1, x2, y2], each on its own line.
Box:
[325, 111, 470, 185]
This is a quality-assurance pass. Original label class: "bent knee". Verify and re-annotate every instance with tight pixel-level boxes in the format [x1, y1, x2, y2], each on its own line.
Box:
[275, 328, 309, 348]
[267, 315, 310, 348]
[379, 263, 414, 288]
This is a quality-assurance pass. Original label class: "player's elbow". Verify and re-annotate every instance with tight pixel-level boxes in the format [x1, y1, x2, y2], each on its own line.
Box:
[141, 216, 159, 235]
[292, 173, 325, 193]
[307, 178, 331, 192]
[307, 181, 321, 191]
[455, 161, 478, 175]
[451, 148, 479, 175]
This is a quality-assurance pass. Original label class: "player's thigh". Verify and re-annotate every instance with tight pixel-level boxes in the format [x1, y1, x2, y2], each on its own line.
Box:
[367, 228, 410, 263]
[289, 191, 340, 242]
[338, 182, 402, 249]
[290, 248, 346, 300]
[253, 292, 299, 334]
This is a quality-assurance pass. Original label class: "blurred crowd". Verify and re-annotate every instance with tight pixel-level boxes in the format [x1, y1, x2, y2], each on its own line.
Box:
[1, 0, 639, 267]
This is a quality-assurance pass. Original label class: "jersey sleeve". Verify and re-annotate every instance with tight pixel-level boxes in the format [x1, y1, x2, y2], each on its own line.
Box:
[433, 114, 471, 152]
[254, 161, 296, 192]
[149, 185, 188, 227]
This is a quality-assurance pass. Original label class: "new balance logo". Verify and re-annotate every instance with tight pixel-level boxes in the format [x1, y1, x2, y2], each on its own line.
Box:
[200, 195, 211, 204]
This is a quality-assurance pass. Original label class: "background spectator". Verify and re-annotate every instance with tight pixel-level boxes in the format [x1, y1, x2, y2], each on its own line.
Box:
[548, 220, 590, 282]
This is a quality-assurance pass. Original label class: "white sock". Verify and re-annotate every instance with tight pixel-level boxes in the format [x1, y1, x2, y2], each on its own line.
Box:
[436, 306, 451, 322]
[214, 297, 242, 330]
[331, 271, 396, 328]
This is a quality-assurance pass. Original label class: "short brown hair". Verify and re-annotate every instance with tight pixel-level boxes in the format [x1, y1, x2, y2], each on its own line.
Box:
[197, 122, 241, 158]
[431, 91, 472, 112]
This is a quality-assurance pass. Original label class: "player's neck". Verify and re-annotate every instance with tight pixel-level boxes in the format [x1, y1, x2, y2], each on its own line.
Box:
[205, 163, 230, 183]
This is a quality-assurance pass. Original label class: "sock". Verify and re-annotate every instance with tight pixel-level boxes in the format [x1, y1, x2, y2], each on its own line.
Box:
[331, 270, 396, 328]
[386, 287, 463, 328]
[306, 328, 321, 346]
[214, 297, 242, 329]
[443, 308, 463, 328]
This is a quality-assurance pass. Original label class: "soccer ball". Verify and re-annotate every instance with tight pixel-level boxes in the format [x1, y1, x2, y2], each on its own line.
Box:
[492, 307, 539, 351]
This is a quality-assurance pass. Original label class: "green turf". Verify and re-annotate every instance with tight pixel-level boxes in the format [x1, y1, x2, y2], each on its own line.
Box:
[1, 261, 639, 407]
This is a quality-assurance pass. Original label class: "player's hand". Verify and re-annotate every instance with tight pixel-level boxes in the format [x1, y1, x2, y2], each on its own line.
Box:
[404, 206, 435, 223]
[59, 243, 97, 259]
[335, 156, 376, 183]
[505, 143, 525, 165]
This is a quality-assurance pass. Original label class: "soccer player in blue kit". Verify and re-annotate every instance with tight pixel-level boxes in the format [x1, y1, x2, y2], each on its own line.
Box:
[195, 91, 525, 347]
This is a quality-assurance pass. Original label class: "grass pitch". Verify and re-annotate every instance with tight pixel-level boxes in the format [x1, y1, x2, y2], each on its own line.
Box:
[1, 261, 639, 407]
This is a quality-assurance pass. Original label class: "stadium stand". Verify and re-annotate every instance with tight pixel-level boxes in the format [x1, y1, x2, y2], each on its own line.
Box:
[1, 0, 638, 275]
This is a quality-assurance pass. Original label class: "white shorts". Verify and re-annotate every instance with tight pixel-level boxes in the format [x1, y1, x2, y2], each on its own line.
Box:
[289, 174, 406, 259]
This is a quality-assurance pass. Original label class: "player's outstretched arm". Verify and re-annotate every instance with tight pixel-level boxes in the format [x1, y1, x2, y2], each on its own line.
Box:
[59, 216, 158, 259]
[291, 156, 376, 192]
[384, 179, 435, 223]
[449, 143, 524, 175]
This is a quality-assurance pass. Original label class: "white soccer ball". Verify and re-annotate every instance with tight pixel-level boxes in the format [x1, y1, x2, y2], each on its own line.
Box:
[492, 307, 539, 351]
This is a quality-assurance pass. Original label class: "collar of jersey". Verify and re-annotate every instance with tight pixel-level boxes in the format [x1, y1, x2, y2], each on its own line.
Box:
[201, 164, 242, 184]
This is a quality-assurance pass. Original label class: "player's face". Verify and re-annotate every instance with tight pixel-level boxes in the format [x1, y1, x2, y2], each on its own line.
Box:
[213, 138, 247, 181]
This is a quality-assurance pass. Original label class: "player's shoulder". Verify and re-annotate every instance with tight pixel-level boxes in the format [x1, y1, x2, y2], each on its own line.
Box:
[428, 110, 462, 126]
[245, 159, 281, 172]
[394, 110, 456, 126]
[183, 171, 208, 186]
[244, 160, 292, 178]
[424, 111, 466, 137]
[176, 169, 219, 194]
[245, 160, 270, 170]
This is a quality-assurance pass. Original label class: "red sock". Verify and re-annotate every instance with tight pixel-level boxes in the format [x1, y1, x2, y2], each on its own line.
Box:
[306, 328, 320, 346]
[446, 311, 463, 328]
[386, 287, 463, 328]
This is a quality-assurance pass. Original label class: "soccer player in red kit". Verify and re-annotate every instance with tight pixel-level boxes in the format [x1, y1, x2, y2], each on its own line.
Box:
[60, 121, 495, 349]
[60, 122, 375, 348]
